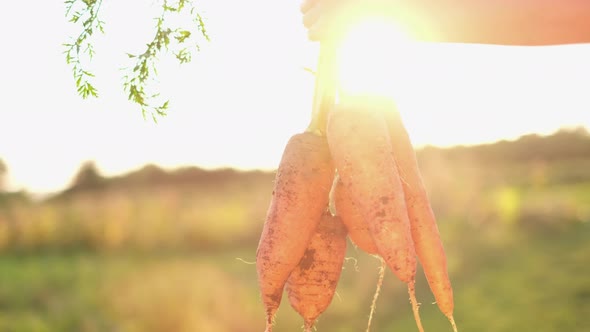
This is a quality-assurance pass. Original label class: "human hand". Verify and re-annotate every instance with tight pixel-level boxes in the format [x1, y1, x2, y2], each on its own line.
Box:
[301, 0, 398, 42]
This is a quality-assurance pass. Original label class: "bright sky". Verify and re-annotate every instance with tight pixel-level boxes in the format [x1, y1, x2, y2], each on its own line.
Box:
[1, 1, 589, 193]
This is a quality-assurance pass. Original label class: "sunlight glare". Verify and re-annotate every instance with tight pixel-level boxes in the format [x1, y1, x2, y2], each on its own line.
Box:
[336, 17, 416, 98]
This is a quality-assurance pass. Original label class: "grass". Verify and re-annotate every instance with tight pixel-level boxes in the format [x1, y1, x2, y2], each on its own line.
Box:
[0, 220, 587, 332]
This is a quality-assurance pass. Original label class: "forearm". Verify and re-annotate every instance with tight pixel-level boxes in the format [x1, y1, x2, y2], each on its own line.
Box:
[404, 0, 590, 45]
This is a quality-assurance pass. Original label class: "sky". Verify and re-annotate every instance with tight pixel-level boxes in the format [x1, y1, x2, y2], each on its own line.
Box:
[1, 0, 590, 194]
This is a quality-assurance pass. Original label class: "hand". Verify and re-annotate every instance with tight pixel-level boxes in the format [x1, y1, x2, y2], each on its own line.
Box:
[301, 0, 397, 42]
[300, 0, 345, 42]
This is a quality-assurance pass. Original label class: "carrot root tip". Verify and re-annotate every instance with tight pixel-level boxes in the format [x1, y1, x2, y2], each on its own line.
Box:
[304, 319, 315, 332]
[366, 258, 386, 332]
[265, 312, 276, 332]
[448, 315, 458, 332]
[408, 281, 425, 332]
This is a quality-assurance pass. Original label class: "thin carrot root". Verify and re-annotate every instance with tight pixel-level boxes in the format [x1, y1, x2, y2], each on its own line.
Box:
[408, 280, 425, 332]
[366, 258, 386, 332]
[447, 315, 458, 332]
[304, 320, 313, 332]
[264, 320, 272, 332]
[264, 312, 276, 332]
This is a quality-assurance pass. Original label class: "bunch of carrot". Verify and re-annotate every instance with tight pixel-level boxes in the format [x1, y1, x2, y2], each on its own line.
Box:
[255, 44, 457, 332]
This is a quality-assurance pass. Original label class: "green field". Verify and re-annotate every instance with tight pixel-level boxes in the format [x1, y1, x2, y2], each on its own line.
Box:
[1, 129, 589, 331]
[0, 221, 587, 332]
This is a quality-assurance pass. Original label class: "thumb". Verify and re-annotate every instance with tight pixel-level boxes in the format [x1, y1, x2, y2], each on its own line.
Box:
[300, 0, 318, 13]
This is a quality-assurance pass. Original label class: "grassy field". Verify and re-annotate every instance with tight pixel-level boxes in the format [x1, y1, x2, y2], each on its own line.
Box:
[1, 130, 589, 331]
[0, 220, 587, 332]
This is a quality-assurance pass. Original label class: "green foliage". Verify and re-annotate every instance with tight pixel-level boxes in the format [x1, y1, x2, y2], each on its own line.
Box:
[123, 0, 209, 121]
[64, 0, 210, 121]
[63, 0, 104, 99]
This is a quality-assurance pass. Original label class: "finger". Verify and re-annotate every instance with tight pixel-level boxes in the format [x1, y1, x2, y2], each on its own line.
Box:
[300, 0, 319, 13]
[302, 1, 324, 28]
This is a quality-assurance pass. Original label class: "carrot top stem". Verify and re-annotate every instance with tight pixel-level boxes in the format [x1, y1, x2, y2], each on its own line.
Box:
[307, 41, 337, 135]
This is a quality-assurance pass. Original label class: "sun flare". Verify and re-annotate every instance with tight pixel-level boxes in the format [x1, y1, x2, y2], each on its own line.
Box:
[335, 16, 416, 99]
[332, 15, 429, 145]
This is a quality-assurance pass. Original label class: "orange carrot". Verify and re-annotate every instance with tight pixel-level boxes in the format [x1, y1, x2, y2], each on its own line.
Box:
[256, 131, 334, 332]
[379, 97, 456, 330]
[327, 99, 426, 332]
[326, 100, 416, 284]
[285, 211, 348, 332]
[333, 175, 379, 255]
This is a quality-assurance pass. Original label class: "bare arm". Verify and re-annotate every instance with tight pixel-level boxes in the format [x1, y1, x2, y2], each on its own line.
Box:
[413, 0, 590, 45]
[303, 0, 590, 45]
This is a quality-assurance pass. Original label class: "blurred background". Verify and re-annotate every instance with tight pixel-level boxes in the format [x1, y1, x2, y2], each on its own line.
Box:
[1, 128, 589, 332]
[2, 0, 590, 331]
